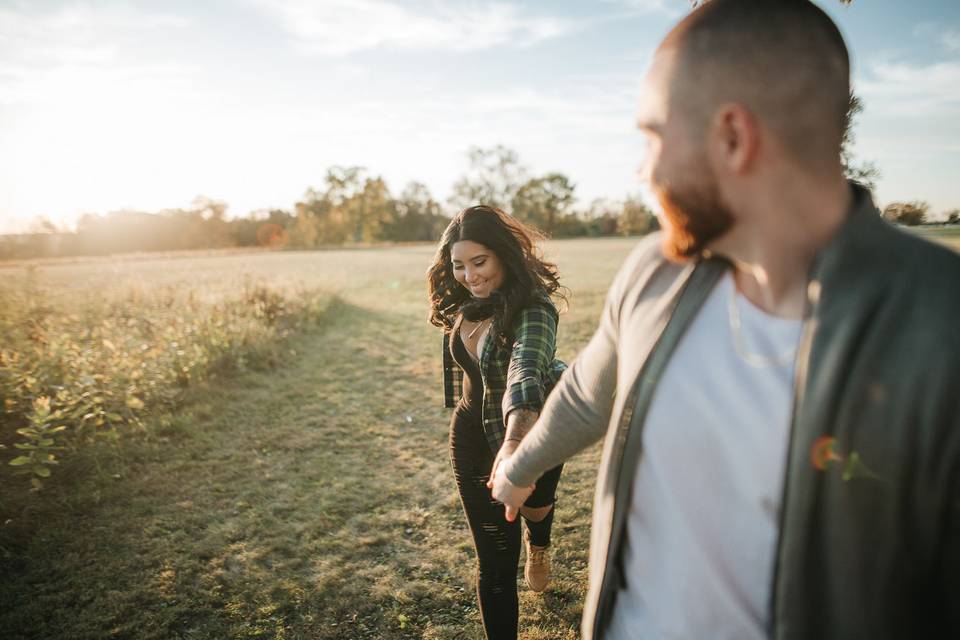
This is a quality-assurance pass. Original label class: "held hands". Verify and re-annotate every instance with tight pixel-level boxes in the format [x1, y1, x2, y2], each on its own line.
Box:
[486, 439, 535, 522]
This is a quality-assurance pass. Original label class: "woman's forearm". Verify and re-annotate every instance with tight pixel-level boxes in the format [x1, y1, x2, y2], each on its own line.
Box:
[504, 408, 539, 443]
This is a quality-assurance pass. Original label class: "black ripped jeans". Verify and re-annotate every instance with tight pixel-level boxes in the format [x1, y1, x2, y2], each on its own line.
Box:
[449, 407, 563, 640]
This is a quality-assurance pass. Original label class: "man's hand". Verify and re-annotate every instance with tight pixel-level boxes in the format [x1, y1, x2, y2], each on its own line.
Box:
[487, 445, 535, 522]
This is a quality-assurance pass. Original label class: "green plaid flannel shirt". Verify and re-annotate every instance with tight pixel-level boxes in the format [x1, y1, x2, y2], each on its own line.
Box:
[442, 296, 567, 453]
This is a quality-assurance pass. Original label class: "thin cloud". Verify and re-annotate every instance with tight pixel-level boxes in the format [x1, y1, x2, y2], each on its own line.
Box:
[0, 4, 189, 59]
[856, 59, 960, 117]
[913, 22, 960, 53]
[941, 30, 960, 52]
[599, 0, 686, 18]
[465, 86, 638, 135]
[0, 4, 190, 105]
[253, 0, 577, 56]
[202, 80, 639, 141]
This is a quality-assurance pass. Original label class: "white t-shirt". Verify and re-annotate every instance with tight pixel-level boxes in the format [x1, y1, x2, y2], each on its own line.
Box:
[607, 271, 802, 640]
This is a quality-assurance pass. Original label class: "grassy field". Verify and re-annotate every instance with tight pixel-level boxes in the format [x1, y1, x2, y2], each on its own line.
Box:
[911, 225, 960, 251]
[0, 238, 637, 640]
[3, 227, 956, 640]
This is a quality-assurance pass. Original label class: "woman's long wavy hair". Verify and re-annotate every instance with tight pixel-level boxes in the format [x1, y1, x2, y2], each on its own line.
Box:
[427, 205, 565, 344]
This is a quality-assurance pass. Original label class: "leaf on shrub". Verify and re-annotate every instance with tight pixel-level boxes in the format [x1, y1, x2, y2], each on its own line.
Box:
[33, 465, 51, 478]
[102, 338, 116, 352]
[126, 396, 145, 410]
[32, 395, 50, 412]
[9, 456, 32, 466]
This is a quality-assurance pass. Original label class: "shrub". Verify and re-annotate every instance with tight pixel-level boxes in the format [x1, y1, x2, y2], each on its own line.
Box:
[0, 273, 332, 491]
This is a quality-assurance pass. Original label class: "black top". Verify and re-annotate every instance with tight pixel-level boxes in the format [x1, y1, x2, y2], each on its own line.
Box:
[450, 322, 484, 422]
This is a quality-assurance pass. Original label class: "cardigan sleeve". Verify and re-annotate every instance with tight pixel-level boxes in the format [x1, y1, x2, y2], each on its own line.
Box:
[502, 238, 660, 486]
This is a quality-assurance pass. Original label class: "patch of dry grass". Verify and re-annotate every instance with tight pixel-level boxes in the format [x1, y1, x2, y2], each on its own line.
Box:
[909, 225, 960, 251]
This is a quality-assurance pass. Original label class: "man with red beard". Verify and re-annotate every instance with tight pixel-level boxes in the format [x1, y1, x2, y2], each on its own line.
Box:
[488, 1, 960, 639]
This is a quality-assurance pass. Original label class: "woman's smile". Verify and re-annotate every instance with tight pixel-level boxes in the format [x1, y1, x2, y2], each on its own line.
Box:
[469, 279, 489, 293]
[450, 239, 506, 298]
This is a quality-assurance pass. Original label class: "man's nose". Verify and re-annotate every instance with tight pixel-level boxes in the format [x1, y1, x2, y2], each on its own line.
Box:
[636, 156, 653, 184]
[635, 140, 654, 184]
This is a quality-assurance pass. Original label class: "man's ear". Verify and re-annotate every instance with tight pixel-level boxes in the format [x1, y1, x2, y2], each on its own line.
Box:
[710, 103, 758, 175]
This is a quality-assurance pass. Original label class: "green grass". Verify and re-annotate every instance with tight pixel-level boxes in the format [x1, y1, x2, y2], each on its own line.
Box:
[0, 238, 637, 640]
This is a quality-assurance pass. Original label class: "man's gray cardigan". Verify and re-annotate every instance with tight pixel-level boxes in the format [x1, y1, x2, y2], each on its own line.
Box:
[505, 185, 960, 639]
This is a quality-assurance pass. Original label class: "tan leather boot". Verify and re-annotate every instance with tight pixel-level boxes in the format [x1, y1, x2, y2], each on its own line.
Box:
[524, 528, 551, 592]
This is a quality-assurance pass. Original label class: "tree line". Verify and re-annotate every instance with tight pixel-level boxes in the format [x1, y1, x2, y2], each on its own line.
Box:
[881, 201, 959, 227]
[0, 146, 660, 261]
[4, 139, 954, 261]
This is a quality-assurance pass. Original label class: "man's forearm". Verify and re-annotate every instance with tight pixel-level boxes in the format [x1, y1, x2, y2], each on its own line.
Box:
[504, 338, 618, 487]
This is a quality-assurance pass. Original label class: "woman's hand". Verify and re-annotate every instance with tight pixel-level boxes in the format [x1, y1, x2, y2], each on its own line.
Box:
[487, 407, 540, 520]
[487, 438, 521, 492]
[488, 408, 537, 485]
[488, 454, 535, 522]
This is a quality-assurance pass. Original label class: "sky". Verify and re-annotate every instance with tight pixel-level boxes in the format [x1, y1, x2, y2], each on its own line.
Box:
[1, 0, 958, 234]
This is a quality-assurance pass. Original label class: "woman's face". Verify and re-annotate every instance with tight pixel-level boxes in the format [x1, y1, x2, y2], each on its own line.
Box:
[450, 240, 506, 299]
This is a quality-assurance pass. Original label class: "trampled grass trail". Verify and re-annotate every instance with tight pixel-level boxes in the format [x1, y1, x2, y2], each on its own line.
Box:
[1, 239, 636, 640]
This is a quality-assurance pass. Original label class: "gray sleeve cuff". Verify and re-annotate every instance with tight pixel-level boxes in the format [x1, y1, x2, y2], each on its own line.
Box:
[503, 455, 534, 488]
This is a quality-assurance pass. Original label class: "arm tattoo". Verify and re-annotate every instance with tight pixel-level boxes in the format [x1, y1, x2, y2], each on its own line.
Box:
[505, 409, 539, 443]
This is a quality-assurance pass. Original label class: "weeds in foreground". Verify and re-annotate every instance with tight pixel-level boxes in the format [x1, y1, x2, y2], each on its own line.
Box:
[0, 270, 333, 491]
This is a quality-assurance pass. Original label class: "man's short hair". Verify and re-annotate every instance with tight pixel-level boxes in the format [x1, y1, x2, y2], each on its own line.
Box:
[664, 0, 850, 167]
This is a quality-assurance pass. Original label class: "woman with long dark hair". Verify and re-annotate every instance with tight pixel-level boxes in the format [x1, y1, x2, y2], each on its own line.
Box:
[427, 205, 567, 639]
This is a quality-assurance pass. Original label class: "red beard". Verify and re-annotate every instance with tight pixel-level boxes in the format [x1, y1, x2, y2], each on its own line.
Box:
[654, 178, 734, 262]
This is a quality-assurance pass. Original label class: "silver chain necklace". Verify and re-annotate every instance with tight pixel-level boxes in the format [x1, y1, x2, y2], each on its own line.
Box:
[466, 318, 491, 339]
[727, 285, 797, 368]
